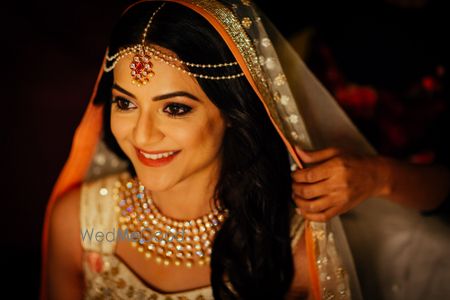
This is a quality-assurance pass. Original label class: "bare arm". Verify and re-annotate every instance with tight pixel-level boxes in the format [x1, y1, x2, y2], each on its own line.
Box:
[45, 187, 84, 300]
[286, 234, 312, 300]
[376, 155, 450, 211]
[291, 147, 450, 221]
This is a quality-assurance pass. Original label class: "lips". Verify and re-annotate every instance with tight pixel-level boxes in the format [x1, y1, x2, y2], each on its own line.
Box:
[135, 147, 180, 167]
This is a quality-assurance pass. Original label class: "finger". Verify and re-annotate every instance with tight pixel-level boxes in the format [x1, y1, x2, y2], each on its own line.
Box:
[291, 159, 338, 183]
[303, 206, 342, 222]
[295, 146, 341, 164]
[292, 181, 331, 199]
[294, 196, 335, 213]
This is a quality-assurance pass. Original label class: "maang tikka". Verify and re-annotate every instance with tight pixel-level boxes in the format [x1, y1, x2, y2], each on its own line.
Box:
[104, 3, 245, 85]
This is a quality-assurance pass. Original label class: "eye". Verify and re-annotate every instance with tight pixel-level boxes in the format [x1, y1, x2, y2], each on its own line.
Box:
[111, 97, 136, 111]
[163, 102, 192, 117]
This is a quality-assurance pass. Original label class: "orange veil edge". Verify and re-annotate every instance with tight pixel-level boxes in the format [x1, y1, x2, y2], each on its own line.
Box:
[39, 1, 321, 299]
[39, 65, 104, 300]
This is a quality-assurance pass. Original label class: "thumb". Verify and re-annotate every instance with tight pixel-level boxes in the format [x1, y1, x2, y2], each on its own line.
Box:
[295, 146, 341, 163]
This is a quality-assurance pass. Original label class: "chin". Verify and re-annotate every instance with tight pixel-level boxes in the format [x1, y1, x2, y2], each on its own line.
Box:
[133, 168, 177, 192]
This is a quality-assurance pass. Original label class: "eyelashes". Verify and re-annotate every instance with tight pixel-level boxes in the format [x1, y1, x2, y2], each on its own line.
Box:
[162, 102, 192, 117]
[111, 97, 136, 111]
[111, 96, 193, 117]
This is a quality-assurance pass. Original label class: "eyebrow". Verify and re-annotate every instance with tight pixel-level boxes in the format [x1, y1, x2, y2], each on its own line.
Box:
[112, 83, 200, 102]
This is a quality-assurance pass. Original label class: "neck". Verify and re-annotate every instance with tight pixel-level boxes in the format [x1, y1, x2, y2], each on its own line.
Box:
[146, 161, 221, 220]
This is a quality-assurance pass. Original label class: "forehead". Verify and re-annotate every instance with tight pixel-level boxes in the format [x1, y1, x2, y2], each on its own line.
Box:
[113, 49, 203, 98]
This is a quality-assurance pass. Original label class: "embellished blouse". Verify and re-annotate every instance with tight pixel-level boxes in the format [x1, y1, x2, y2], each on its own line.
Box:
[80, 171, 305, 299]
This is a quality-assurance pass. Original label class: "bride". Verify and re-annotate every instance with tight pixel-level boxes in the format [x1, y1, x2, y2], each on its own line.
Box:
[42, 1, 320, 299]
[41, 1, 450, 299]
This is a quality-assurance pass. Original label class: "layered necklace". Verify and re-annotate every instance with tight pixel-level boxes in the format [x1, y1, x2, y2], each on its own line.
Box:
[115, 176, 228, 268]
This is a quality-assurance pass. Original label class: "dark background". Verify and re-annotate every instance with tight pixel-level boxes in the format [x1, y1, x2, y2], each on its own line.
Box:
[3, 0, 448, 298]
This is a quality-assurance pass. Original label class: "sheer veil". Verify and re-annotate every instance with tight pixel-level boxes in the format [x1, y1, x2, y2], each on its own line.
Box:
[250, 4, 450, 300]
[248, 3, 450, 300]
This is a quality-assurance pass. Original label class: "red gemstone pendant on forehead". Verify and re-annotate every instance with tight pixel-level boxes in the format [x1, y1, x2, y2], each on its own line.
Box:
[130, 50, 154, 85]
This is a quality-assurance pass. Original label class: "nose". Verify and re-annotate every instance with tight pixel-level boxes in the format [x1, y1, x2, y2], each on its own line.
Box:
[132, 110, 164, 146]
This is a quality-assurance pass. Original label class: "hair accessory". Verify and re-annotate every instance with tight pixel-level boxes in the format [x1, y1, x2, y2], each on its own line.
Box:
[104, 3, 244, 83]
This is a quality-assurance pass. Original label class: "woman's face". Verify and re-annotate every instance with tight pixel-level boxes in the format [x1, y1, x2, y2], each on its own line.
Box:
[111, 49, 226, 192]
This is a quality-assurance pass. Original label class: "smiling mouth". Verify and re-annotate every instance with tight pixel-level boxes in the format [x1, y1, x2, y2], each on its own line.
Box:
[135, 148, 181, 167]
[139, 150, 178, 160]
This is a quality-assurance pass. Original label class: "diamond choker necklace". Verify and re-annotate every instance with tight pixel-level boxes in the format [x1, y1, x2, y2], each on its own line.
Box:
[115, 176, 228, 267]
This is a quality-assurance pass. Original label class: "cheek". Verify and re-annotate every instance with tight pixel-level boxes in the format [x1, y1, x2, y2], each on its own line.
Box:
[204, 117, 226, 149]
[172, 115, 224, 152]
[110, 113, 133, 146]
[110, 114, 123, 140]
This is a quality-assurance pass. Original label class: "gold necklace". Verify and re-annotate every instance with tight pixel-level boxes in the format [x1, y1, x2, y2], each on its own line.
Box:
[115, 176, 228, 268]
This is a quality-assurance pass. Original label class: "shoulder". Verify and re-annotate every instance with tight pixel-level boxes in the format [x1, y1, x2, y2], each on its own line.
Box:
[48, 171, 128, 247]
[50, 186, 81, 230]
[49, 185, 82, 249]
[46, 185, 86, 299]
[50, 170, 127, 222]
[76, 170, 130, 211]
[80, 171, 131, 253]
[287, 231, 310, 299]
[78, 171, 130, 216]
[81, 170, 130, 198]
[47, 185, 83, 276]
[287, 212, 310, 298]
[48, 171, 129, 253]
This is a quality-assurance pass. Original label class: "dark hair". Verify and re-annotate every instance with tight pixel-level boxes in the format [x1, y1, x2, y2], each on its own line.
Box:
[94, 2, 295, 298]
